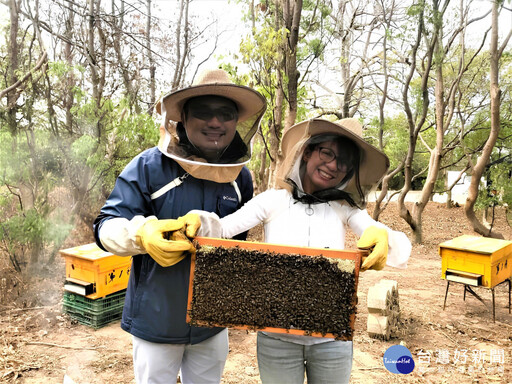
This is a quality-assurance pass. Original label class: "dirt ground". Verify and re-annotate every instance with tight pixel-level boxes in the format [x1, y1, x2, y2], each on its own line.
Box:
[1, 202, 511, 384]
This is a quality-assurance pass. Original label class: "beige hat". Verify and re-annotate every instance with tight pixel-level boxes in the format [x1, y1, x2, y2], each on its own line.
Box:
[155, 69, 267, 183]
[276, 118, 389, 205]
[158, 69, 266, 122]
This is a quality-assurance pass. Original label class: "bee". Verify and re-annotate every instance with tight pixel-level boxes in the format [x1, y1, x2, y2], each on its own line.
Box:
[190, 244, 357, 338]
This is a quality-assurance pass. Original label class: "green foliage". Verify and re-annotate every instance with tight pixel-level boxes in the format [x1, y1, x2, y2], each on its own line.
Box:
[239, 26, 287, 71]
[7, 209, 44, 245]
[0, 129, 69, 267]
[366, 115, 418, 189]
[0, 130, 63, 188]
[233, 0, 333, 131]
[101, 110, 160, 190]
[0, 206, 73, 266]
[473, 121, 512, 221]
[407, 1, 426, 17]
[67, 98, 160, 193]
[366, 115, 409, 169]
[71, 134, 97, 166]
[0, 90, 159, 270]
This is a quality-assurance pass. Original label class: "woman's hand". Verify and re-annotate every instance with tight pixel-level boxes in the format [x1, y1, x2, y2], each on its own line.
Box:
[357, 226, 388, 271]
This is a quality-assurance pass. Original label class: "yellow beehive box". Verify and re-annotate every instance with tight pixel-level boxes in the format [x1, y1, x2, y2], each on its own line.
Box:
[439, 235, 512, 288]
[60, 243, 131, 299]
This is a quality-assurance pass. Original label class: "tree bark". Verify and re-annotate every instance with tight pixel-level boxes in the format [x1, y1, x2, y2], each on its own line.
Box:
[464, 0, 511, 239]
[282, 0, 303, 129]
[147, 0, 156, 114]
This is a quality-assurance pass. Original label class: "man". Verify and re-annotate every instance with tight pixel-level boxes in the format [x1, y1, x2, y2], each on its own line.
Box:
[93, 69, 266, 383]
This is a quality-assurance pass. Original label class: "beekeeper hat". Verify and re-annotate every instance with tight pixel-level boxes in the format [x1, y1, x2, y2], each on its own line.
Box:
[276, 118, 389, 206]
[156, 69, 266, 123]
[155, 69, 267, 183]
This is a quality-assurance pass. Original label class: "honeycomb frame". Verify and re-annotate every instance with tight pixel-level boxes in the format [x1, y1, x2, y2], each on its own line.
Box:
[187, 237, 364, 340]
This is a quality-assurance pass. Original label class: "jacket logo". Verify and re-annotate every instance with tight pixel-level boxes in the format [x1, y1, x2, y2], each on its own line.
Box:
[223, 196, 237, 202]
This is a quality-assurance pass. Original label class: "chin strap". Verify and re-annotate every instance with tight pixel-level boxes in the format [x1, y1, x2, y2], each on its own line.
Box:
[288, 179, 328, 205]
[287, 178, 357, 207]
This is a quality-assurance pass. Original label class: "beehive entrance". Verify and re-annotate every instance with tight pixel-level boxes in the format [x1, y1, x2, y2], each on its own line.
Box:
[187, 238, 363, 340]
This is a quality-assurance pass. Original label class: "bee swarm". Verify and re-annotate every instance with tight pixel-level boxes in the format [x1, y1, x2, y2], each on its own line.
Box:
[188, 244, 357, 340]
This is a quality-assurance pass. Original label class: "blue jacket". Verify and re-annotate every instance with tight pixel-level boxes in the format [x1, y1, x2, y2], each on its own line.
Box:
[93, 147, 253, 344]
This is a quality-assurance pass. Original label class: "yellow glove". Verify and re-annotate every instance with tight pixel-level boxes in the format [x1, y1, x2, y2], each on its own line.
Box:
[357, 226, 388, 271]
[135, 214, 201, 267]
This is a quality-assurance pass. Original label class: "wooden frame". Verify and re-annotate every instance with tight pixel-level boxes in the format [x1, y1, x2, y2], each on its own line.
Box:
[186, 237, 365, 340]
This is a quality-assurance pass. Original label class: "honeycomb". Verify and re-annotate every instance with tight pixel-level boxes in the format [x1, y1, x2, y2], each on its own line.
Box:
[188, 243, 358, 340]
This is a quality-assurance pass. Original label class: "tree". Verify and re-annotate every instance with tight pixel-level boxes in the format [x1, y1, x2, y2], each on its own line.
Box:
[464, 0, 512, 238]
[387, 0, 492, 243]
[239, 0, 336, 189]
[0, 0, 213, 270]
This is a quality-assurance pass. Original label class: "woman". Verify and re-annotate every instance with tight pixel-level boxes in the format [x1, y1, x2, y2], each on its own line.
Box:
[193, 118, 411, 384]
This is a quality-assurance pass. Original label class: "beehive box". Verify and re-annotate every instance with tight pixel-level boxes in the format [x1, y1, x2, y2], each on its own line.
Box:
[60, 243, 131, 299]
[439, 235, 512, 288]
[187, 237, 364, 341]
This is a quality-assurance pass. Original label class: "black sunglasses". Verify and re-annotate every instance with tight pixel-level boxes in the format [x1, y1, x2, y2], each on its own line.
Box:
[188, 105, 238, 122]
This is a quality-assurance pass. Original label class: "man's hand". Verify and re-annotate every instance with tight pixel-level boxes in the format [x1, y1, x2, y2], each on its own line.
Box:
[357, 226, 388, 271]
[135, 214, 201, 267]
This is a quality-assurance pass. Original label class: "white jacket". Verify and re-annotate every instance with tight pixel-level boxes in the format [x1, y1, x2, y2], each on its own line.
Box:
[196, 188, 410, 269]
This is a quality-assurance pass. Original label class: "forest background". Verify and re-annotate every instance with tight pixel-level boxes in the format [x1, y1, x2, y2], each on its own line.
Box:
[0, 0, 511, 274]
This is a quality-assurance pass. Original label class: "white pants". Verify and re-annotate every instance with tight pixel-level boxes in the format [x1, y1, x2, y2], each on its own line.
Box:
[132, 329, 229, 384]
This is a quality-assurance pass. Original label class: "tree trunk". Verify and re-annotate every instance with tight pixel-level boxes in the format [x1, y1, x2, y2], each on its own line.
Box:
[87, 0, 99, 101]
[372, 164, 404, 221]
[6, 0, 20, 136]
[464, 0, 509, 239]
[64, 4, 75, 133]
[269, 82, 284, 188]
[146, 0, 156, 114]
[397, 7, 427, 242]
[372, 175, 392, 220]
[282, 0, 302, 129]
[172, 0, 190, 90]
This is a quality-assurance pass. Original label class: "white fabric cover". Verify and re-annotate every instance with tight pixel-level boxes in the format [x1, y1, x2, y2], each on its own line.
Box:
[98, 215, 156, 256]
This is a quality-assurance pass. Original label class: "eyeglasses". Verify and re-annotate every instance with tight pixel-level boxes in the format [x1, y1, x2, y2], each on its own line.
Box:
[317, 147, 350, 172]
[188, 105, 238, 122]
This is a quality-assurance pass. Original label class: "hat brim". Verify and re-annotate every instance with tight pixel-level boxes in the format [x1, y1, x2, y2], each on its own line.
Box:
[160, 83, 266, 123]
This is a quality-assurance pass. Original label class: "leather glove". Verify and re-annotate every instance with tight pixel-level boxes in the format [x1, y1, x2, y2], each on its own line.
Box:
[135, 214, 201, 267]
[357, 226, 388, 271]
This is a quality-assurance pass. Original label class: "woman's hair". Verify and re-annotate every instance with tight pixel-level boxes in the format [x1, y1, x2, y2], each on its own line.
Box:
[303, 134, 365, 205]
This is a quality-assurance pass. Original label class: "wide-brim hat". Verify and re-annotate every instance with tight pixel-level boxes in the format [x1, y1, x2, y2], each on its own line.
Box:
[154, 69, 267, 183]
[157, 69, 266, 122]
[276, 118, 390, 204]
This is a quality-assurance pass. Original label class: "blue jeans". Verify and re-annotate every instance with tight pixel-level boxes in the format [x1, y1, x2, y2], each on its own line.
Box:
[257, 332, 353, 384]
